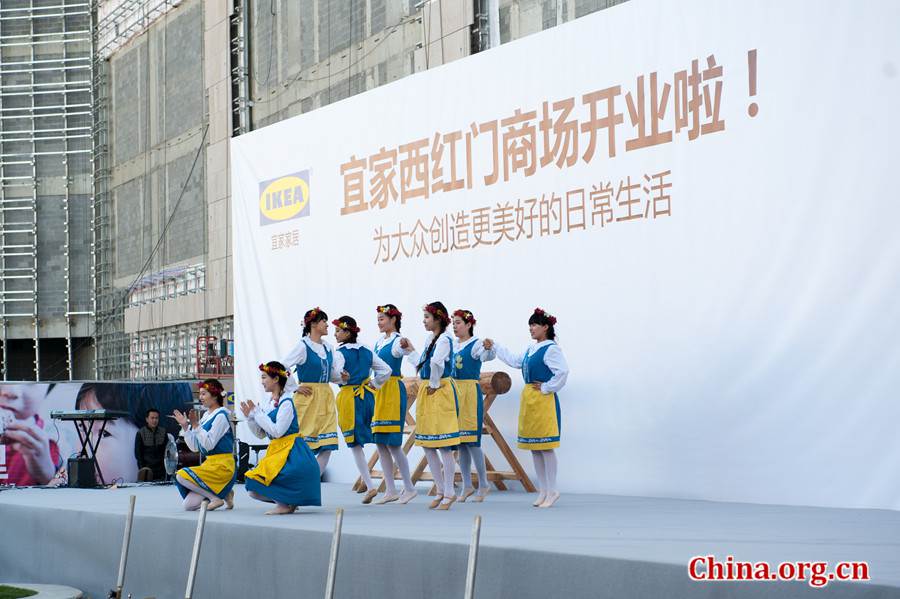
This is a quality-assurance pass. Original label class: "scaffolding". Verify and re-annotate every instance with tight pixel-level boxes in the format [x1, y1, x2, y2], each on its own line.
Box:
[0, 0, 94, 380]
[129, 316, 233, 381]
[92, 0, 234, 381]
[92, 0, 182, 380]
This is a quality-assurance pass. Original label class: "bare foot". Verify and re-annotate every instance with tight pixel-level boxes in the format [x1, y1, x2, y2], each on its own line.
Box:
[539, 491, 560, 508]
[265, 504, 297, 515]
[207, 498, 225, 511]
[398, 489, 418, 505]
[428, 494, 444, 509]
[472, 488, 489, 503]
[362, 488, 379, 504]
[532, 491, 547, 507]
[459, 487, 476, 502]
[225, 491, 234, 510]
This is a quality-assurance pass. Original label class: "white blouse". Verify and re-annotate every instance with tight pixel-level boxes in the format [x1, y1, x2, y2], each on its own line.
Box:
[184, 406, 230, 453]
[246, 394, 295, 440]
[407, 331, 454, 389]
[495, 340, 569, 394]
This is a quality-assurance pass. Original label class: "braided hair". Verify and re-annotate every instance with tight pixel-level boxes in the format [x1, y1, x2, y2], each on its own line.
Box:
[416, 301, 450, 372]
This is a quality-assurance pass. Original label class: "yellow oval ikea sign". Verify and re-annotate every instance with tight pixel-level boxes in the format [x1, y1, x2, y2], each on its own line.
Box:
[259, 175, 310, 223]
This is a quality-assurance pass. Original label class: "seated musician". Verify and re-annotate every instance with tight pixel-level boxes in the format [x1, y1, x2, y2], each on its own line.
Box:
[134, 408, 169, 481]
[0, 383, 62, 486]
[75, 383, 191, 483]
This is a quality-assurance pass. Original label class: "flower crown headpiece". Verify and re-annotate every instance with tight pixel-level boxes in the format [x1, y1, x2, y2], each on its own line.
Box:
[258, 363, 289, 378]
[453, 309, 476, 325]
[424, 304, 450, 324]
[197, 380, 224, 395]
[304, 307, 322, 325]
[332, 319, 361, 334]
[533, 307, 557, 326]
[376, 305, 401, 318]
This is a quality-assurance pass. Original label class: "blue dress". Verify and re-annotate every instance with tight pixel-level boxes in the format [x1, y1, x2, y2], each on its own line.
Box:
[335, 345, 376, 447]
[452, 338, 486, 446]
[175, 407, 237, 500]
[290, 339, 339, 454]
[372, 334, 408, 446]
[244, 397, 322, 507]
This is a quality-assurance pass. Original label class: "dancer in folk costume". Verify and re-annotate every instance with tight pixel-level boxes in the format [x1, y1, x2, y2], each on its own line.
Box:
[242, 362, 322, 514]
[332, 316, 391, 504]
[484, 308, 569, 508]
[283, 307, 341, 474]
[450, 309, 496, 502]
[173, 379, 236, 511]
[371, 304, 418, 505]
[406, 302, 461, 510]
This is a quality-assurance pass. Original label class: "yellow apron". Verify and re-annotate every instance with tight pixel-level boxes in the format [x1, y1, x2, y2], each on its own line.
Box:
[414, 378, 460, 448]
[372, 376, 404, 433]
[336, 379, 373, 445]
[244, 433, 300, 486]
[176, 453, 235, 496]
[292, 383, 338, 451]
[454, 379, 481, 444]
[517, 385, 561, 450]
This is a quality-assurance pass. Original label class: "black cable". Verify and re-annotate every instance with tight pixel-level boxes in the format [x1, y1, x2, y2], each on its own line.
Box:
[43, 124, 210, 380]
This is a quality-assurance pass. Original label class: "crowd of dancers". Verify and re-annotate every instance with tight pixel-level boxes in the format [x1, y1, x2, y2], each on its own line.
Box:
[171, 304, 569, 513]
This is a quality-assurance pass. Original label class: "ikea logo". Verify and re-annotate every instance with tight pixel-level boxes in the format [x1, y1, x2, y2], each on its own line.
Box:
[259, 170, 310, 225]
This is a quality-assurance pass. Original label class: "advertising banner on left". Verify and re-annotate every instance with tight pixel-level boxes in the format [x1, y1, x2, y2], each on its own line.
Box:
[0, 382, 193, 486]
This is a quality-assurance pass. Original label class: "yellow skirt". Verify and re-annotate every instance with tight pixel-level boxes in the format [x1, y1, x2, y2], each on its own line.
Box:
[414, 377, 460, 448]
[292, 383, 338, 452]
[454, 379, 484, 445]
[517, 385, 561, 450]
[372, 376, 406, 434]
[175, 453, 236, 499]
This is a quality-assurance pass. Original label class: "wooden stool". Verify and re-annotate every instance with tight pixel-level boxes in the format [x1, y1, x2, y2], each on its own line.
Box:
[353, 371, 535, 493]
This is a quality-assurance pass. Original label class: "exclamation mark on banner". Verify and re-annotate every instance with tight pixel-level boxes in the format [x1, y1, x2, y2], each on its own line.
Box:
[748, 49, 759, 117]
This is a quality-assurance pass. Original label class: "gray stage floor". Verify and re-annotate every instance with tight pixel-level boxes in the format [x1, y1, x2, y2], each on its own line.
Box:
[1, 483, 898, 598]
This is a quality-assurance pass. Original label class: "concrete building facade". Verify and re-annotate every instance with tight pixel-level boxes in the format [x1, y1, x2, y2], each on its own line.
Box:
[0, 0, 626, 381]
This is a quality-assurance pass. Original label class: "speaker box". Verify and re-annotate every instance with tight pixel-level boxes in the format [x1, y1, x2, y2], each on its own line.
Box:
[67, 457, 97, 488]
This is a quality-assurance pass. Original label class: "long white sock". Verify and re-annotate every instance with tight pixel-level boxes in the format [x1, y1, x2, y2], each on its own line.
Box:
[439, 448, 456, 499]
[177, 475, 218, 502]
[182, 492, 204, 511]
[376, 444, 397, 495]
[543, 449, 558, 493]
[423, 448, 444, 496]
[458, 446, 473, 491]
[468, 445, 488, 492]
[389, 445, 415, 492]
[532, 450, 547, 493]
[317, 450, 332, 475]
[352, 446, 375, 490]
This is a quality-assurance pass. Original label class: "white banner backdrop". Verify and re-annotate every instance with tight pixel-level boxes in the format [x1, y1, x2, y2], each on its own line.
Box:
[232, 0, 900, 510]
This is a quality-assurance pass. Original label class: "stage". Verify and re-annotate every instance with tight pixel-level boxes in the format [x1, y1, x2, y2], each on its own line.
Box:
[1, 483, 898, 598]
